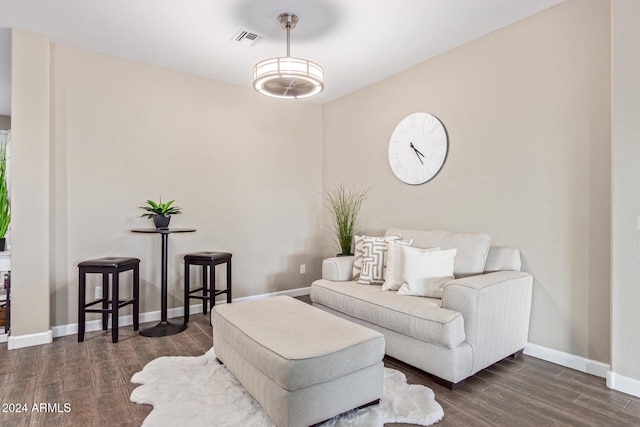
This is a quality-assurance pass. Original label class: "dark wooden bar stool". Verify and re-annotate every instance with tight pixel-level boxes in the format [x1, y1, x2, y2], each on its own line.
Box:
[184, 251, 232, 323]
[78, 257, 140, 343]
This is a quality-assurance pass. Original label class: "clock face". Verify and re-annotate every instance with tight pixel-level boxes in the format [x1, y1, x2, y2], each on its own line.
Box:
[388, 112, 448, 185]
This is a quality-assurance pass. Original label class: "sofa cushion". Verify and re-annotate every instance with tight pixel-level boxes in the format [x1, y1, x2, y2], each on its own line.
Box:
[484, 247, 522, 272]
[311, 280, 466, 348]
[385, 228, 491, 278]
[397, 247, 456, 298]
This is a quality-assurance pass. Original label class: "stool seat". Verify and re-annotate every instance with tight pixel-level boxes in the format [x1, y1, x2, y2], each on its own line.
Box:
[184, 252, 232, 263]
[184, 252, 232, 323]
[79, 257, 141, 268]
[78, 257, 140, 343]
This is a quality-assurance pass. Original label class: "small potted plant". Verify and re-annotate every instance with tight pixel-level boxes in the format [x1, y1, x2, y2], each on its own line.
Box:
[140, 197, 182, 229]
[324, 184, 369, 256]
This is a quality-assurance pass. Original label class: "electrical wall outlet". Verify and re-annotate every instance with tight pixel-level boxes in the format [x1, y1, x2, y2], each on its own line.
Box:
[95, 286, 103, 299]
[299, 264, 306, 274]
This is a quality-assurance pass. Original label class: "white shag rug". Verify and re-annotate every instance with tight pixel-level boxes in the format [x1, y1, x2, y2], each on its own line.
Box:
[131, 348, 444, 427]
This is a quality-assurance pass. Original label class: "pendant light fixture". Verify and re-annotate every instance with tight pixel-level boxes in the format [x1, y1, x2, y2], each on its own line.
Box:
[253, 13, 324, 99]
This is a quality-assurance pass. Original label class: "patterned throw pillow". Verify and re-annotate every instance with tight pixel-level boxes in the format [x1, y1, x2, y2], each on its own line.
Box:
[352, 235, 365, 282]
[358, 236, 413, 285]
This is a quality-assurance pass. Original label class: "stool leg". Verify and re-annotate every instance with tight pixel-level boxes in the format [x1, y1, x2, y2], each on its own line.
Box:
[202, 264, 209, 314]
[112, 271, 119, 343]
[102, 273, 109, 331]
[78, 268, 86, 342]
[210, 263, 216, 308]
[184, 261, 190, 324]
[133, 263, 139, 331]
[226, 259, 232, 304]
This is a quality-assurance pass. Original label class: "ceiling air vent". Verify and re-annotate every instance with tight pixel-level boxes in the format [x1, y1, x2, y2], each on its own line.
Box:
[232, 29, 263, 46]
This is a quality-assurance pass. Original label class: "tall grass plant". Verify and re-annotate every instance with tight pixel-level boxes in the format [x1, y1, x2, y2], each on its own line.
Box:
[324, 184, 369, 255]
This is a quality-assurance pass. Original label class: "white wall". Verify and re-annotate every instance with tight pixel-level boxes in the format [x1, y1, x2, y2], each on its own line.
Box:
[12, 33, 324, 333]
[611, 0, 640, 389]
[10, 29, 51, 340]
[323, 0, 611, 363]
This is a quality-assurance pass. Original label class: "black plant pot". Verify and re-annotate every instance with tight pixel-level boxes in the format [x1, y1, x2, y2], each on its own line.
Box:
[0, 238, 5, 252]
[153, 215, 171, 229]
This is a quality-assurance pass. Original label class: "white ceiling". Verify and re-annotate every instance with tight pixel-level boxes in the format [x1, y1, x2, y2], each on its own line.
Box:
[0, 0, 565, 115]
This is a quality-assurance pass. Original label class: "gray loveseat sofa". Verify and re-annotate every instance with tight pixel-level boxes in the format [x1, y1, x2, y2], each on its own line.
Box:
[310, 228, 533, 389]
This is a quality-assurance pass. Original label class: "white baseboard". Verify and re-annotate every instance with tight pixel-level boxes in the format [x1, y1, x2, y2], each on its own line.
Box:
[7, 329, 53, 350]
[521, 343, 640, 397]
[606, 371, 640, 398]
[524, 343, 610, 378]
[51, 286, 311, 339]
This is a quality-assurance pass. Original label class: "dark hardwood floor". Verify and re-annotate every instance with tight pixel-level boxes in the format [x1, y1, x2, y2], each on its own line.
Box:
[1, 299, 639, 426]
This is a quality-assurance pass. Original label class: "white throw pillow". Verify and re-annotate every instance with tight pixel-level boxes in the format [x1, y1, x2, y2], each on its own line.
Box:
[397, 247, 457, 298]
[381, 241, 432, 291]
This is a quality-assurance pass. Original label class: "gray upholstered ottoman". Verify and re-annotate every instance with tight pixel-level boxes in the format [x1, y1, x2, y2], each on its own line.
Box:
[212, 295, 385, 427]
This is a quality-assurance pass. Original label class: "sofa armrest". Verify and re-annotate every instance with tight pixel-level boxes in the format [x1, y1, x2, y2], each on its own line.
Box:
[442, 270, 533, 372]
[321, 256, 355, 281]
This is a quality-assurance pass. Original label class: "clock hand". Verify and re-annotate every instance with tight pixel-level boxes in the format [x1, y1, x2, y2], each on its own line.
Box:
[409, 142, 425, 158]
[409, 142, 425, 164]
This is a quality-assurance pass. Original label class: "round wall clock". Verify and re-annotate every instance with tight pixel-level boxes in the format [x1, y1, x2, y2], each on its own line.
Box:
[388, 112, 448, 185]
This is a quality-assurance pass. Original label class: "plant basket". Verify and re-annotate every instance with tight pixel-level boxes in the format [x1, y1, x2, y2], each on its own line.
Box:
[0, 305, 6, 327]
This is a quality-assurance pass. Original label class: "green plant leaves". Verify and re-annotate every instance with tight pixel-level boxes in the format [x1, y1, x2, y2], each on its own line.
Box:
[139, 197, 182, 218]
